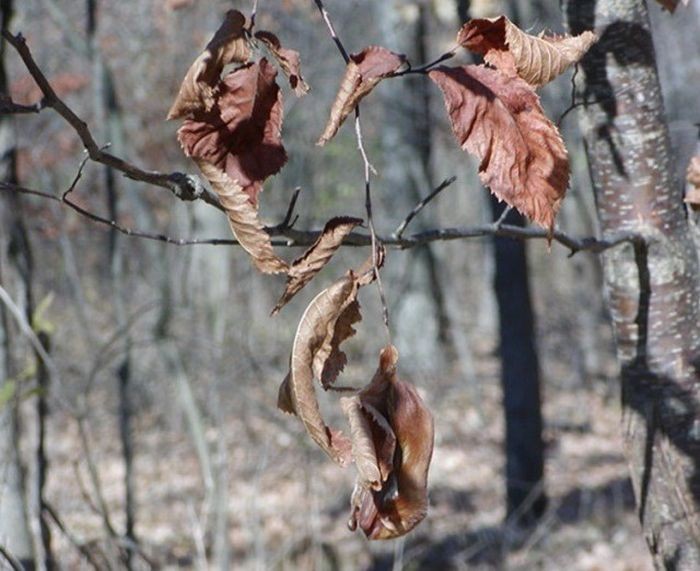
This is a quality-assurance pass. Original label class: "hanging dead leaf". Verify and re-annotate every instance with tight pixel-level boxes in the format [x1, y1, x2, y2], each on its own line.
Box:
[196, 161, 288, 274]
[272, 216, 363, 315]
[255, 30, 310, 96]
[429, 64, 568, 230]
[341, 396, 396, 491]
[167, 10, 251, 119]
[177, 59, 287, 204]
[317, 46, 406, 145]
[686, 155, 700, 211]
[458, 16, 597, 87]
[279, 249, 383, 464]
[347, 345, 434, 540]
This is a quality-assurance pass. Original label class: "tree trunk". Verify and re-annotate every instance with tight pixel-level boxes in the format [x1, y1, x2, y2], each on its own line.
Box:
[490, 198, 547, 526]
[563, 1, 700, 567]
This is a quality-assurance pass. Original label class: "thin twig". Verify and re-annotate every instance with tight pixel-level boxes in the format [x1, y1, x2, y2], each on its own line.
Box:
[0, 177, 637, 254]
[0, 96, 42, 113]
[392, 48, 458, 77]
[313, 0, 391, 340]
[0, 546, 24, 571]
[494, 205, 513, 228]
[250, 0, 259, 31]
[1, 30, 224, 211]
[312, 0, 350, 63]
[43, 502, 103, 570]
[394, 176, 457, 238]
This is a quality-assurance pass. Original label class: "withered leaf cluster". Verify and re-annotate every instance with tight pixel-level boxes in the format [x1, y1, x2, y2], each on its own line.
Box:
[168, 9, 600, 540]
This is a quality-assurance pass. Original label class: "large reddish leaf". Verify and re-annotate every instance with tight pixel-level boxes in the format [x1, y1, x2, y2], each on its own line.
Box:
[347, 345, 434, 540]
[318, 46, 406, 145]
[458, 16, 597, 87]
[429, 64, 568, 230]
[196, 161, 288, 274]
[272, 216, 362, 315]
[167, 10, 250, 120]
[177, 59, 287, 204]
[255, 31, 310, 96]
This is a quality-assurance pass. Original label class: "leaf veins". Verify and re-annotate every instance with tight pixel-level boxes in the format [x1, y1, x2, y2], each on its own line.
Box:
[277, 254, 380, 466]
[177, 59, 287, 205]
[272, 216, 363, 315]
[429, 64, 568, 231]
[458, 16, 597, 88]
[255, 30, 310, 96]
[318, 46, 406, 146]
[167, 10, 251, 120]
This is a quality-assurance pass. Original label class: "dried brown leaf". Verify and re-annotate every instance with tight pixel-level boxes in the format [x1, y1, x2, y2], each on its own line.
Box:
[272, 216, 362, 315]
[255, 30, 310, 96]
[686, 155, 700, 211]
[167, 10, 250, 119]
[279, 252, 383, 465]
[656, 0, 689, 12]
[177, 59, 287, 204]
[429, 64, 568, 230]
[341, 396, 392, 491]
[279, 275, 358, 465]
[458, 16, 597, 87]
[348, 346, 434, 540]
[196, 161, 288, 274]
[317, 46, 406, 145]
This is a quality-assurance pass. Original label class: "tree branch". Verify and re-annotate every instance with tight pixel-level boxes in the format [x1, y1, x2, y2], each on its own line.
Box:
[0, 179, 639, 254]
[1, 29, 224, 211]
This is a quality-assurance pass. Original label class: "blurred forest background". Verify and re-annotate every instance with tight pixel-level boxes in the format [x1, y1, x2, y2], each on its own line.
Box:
[1, 0, 699, 569]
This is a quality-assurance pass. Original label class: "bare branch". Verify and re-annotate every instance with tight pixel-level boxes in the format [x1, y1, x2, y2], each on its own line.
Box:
[0, 178, 638, 254]
[1, 30, 224, 211]
[394, 176, 457, 238]
[0, 94, 42, 114]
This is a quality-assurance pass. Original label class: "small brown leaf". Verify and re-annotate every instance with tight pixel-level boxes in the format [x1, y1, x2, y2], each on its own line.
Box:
[347, 345, 434, 540]
[458, 16, 597, 87]
[318, 46, 406, 145]
[272, 216, 363, 315]
[196, 161, 288, 274]
[255, 30, 310, 96]
[656, 0, 689, 12]
[429, 64, 568, 230]
[167, 10, 251, 120]
[177, 59, 287, 204]
[686, 155, 700, 211]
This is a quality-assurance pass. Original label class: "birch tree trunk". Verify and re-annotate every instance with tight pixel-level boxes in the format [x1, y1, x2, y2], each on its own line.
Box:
[563, 1, 700, 567]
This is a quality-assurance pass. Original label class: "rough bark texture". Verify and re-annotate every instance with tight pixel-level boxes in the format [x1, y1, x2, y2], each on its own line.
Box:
[564, 1, 700, 567]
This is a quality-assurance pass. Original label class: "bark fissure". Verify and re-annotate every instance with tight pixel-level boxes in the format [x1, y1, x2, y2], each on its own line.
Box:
[564, 0, 700, 567]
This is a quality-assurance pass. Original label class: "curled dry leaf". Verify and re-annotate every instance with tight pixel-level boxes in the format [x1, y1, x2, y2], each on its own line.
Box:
[347, 345, 434, 540]
[167, 10, 250, 120]
[177, 59, 287, 204]
[317, 46, 406, 145]
[277, 253, 381, 465]
[255, 31, 310, 96]
[196, 161, 288, 274]
[458, 16, 597, 88]
[686, 155, 700, 211]
[272, 216, 363, 315]
[429, 64, 568, 231]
